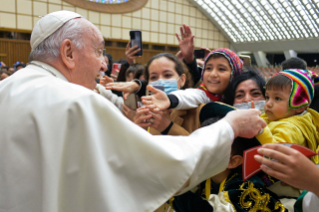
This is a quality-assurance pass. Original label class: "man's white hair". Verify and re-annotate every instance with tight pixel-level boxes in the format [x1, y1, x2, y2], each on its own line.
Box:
[29, 18, 84, 62]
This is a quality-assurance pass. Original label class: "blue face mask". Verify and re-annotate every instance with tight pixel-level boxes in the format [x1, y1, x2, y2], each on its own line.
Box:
[149, 78, 179, 94]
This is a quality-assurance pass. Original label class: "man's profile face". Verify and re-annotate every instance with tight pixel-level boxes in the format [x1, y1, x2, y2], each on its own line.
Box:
[72, 19, 106, 90]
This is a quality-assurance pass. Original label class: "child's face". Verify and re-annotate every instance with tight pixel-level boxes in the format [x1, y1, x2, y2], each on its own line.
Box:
[264, 87, 297, 121]
[202, 56, 232, 95]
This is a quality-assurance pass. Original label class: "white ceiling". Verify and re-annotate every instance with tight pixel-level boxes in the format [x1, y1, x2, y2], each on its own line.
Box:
[189, 0, 319, 53]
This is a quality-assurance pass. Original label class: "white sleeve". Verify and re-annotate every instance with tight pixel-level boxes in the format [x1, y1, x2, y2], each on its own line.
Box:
[170, 89, 211, 110]
[207, 192, 236, 212]
[96, 84, 124, 110]
[302, 192, 319, 212]
[63, 95, 234, 211]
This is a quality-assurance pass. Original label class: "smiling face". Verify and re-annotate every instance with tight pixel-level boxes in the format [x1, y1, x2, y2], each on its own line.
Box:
[72, 19, 107, 90]
[202, 56, 232, 95]
[264, 86, 297, 121]
[234, 79, 265, 104]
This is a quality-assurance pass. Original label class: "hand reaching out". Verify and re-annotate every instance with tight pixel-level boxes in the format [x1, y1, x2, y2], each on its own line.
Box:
[100, 76, 114, 87]
[105, 81, 139, 100]
[141, 85, 170, 112]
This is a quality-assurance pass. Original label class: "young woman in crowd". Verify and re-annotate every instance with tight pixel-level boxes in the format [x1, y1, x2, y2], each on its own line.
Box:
[133, 53, 193, 135]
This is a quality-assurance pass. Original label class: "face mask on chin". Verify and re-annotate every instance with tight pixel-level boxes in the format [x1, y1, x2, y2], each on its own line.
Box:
[233, 100, 266, 113]
[149, 78, 179, 94]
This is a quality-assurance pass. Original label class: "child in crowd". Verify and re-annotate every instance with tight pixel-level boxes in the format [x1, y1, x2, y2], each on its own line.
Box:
[172, 102, 287, 212]
[256, 69, 319, 163]
[142, 48, 243, 111]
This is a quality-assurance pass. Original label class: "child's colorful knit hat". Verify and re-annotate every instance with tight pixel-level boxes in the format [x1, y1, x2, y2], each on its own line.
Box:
[274, 69, 319, 109]
[201, 48, 243, 82]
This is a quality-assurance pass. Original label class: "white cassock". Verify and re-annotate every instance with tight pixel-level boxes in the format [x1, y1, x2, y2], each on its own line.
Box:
[0, 61, 233, 212]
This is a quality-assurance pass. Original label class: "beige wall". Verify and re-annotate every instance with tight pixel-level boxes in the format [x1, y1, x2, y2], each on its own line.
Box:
[0, 0, 230, 48]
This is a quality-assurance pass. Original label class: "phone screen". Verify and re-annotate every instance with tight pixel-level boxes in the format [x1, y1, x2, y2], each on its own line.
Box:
[130, 30, 143, 56]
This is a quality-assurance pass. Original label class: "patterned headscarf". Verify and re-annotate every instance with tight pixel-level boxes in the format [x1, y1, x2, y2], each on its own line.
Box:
[201, 48, 243, 82]
[274, 69, 319, 109]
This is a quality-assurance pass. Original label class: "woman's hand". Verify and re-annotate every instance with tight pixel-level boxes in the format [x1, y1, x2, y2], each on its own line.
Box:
[150, 110, 172, 133]
[122, 104, 136, 122]
[105, 81, 139, 100]
[254, 144, 319, 197]
[134, 106, 152, 130]
[176, 24, 195, 63]
[142, 85, 170, 112]
[125, 41, 141, 65]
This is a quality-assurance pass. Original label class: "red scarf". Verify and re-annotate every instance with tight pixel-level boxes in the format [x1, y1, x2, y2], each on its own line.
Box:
[197, 83, 224, 102]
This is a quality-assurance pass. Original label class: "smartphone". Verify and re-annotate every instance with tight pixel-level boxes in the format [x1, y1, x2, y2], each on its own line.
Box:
[124, 94, 138, 110]
[239, 55, 251, 66]
[130, 30, 143, 56]
[112, 63, 122, 79]
[194, 49, 205, 59]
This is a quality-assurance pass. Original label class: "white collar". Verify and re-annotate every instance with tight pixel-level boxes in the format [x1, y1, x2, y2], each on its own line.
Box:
[27, 61, 69, 82]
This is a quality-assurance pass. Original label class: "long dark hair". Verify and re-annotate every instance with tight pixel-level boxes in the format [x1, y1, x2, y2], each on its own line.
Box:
[224, 70, 266, 105]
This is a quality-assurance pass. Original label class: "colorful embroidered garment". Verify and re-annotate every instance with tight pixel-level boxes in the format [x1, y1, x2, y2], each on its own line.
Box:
[197, 83, 223, 102]
[220, 167, 287, 212]
[201, 48, 243, 82]
[274, 69, 319, 109]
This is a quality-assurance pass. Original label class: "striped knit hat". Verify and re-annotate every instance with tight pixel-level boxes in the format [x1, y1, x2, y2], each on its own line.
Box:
[274, 69, 319, 109]
[201, 48, 243, 82]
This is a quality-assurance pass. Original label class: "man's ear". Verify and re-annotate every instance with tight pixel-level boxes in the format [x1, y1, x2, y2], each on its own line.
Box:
[179, 73, 186, 88]
[227, 155, 243, 169]
[60, 39, 76, 70]
[295, 106, 308, 114]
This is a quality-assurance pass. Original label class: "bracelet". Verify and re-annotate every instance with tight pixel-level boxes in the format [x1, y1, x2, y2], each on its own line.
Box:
[132, 79, 142, 94]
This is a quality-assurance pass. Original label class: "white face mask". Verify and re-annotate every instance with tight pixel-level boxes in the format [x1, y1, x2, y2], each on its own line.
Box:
[233, 100, 266, 113]
[149, 78, 179, 94]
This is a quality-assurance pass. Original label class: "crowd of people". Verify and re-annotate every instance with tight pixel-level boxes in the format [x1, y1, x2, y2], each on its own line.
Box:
[0, 10, 319, 212]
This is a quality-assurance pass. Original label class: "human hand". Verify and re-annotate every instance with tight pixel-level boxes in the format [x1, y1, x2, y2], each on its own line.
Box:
[149, 109, 172, 132]
[176, 24, 195, 63]
[105, 81, 139, 100]
[100, 75, 114, 87]
[122, 104, 136, 122]
[254, 144, 319, 197]
[201, 47, 211, 59]
[223, 109, 266, 138]
[175, 51, 184, 62]
[134, 106, 152, 130]
[196, 59, 204, 67]
[141, 85, 170, 112]
[126, 41, 141, 65]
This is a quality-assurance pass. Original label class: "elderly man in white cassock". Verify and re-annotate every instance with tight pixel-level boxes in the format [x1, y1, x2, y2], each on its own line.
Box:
[0, 11, 266, 212]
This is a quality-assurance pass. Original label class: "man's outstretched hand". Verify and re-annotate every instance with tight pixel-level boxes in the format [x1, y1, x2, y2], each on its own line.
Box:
[223, 109, 266, 139]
